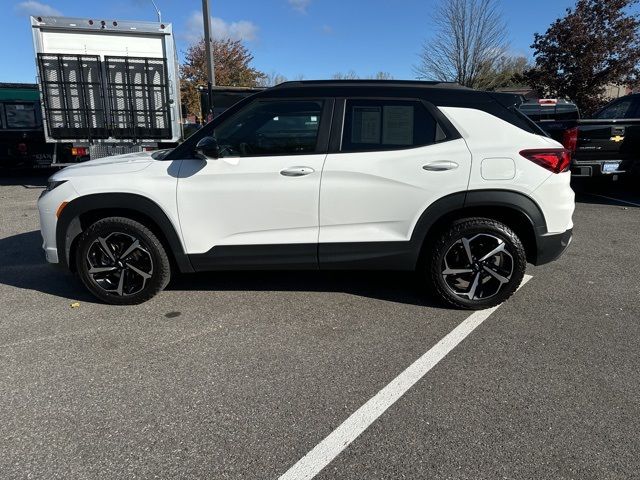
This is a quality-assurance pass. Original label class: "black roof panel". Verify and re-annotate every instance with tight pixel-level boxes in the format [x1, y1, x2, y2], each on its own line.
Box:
[273, 79, 468, 90]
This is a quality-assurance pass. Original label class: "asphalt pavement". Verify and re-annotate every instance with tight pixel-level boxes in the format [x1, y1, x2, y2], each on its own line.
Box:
[0, 172, 638, 479]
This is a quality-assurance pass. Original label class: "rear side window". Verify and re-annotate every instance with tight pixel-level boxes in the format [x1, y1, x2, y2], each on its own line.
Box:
[341, 99, 437, 152]
[596, 99, 636, 119]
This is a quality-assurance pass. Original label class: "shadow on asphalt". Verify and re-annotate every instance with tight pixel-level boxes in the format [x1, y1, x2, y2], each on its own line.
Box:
[0, 230, 442, 308]
[0, 230, 95, 302]
[572, 178, 640, 208]
[0, 170, 52, 188]
[169, 270, 442, 308]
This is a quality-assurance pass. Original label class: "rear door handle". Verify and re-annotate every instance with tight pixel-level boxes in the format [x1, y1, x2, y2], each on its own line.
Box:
[422, 161, 459, 172]
[280, 166, 315, 177]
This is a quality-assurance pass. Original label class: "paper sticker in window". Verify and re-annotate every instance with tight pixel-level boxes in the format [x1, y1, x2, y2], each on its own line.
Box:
[352, 106, 381, 144]
[382, 106, 414, 145]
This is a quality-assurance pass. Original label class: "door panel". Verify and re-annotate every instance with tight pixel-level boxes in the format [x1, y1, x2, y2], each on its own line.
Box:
[319, 138, 472, 244]
[176, 98, 330, 256]
[177, 154, 326, 254]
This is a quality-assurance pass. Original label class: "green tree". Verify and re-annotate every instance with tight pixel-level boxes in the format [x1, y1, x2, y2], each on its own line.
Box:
[525, 0, 640, 114]
[180, 38, 266, 116]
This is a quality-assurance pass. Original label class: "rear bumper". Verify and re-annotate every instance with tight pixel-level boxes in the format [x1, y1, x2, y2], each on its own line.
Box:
[571, 161, 628, 177]
[534, 228, 573, 266]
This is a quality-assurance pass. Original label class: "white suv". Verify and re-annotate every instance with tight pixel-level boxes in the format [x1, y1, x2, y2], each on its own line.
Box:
[38, 81, 574, 309]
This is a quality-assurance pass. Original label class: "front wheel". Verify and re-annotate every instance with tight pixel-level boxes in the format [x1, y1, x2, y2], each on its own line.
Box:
[75, 217, 171, 305]
[427, 218, 527, 310]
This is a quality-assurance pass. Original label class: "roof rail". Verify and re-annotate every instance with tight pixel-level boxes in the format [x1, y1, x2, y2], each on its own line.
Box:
[271, 79, 468, 90]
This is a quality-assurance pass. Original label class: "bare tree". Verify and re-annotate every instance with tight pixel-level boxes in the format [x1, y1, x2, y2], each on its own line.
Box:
[414, 0, 509, 89]
[258, 71, 288, 87]
[372, 71, 394, 80]
[332, 70, 360, 80]
[331, 71, 394, 80]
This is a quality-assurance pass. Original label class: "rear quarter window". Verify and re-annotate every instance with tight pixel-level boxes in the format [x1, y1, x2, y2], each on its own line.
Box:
[341, 99, 437, 152]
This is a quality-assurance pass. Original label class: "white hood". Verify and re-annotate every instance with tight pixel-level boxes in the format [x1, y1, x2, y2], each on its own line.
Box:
[52, 150, 159, 180]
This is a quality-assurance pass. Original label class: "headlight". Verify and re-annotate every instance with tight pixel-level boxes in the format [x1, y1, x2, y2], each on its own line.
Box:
[45, 179, 67, 192]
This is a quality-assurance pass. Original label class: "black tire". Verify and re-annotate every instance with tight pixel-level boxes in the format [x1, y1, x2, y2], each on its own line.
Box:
[75, 217, 171, 305]
[426, 217, 527, 310]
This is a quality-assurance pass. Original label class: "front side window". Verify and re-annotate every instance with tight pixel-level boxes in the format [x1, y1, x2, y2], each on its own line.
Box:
[213, 100, 324, 157]
[596, 99, 635, 119]
[5, 102, 39, 129]
[341, 99, 437, 152]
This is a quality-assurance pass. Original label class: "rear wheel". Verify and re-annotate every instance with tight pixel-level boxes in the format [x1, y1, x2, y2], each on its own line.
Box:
[427, 218, 527, 310]
[75, 217, 171, 305]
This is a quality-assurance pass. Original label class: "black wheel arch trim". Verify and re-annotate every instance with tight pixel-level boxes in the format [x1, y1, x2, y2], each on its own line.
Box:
[60, 190, 550, 274]
[463, 189, 548, 234]
[56, 193, 193, 273]
[187, 190, 550, 272]
[409, 189, 548, 268]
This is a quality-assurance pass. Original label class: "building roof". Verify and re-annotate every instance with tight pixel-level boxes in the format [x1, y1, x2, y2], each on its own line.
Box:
[0, 83, 39, 102]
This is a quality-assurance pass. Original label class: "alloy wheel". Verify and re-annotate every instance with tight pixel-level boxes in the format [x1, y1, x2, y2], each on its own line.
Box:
[85, 232, 154, 296]
[441, 233, 514, 301]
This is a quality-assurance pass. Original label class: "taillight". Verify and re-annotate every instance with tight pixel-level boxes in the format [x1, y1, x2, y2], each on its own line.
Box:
[520, 149, 572, 174]
[562, 127, 578, 152]
[71, 147, 88, 157]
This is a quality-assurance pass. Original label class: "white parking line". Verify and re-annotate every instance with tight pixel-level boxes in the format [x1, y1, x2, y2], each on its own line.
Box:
[586, 193, 640, 208]
[279, 275, 533, 480]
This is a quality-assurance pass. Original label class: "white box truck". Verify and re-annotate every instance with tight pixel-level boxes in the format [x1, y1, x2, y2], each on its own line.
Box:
[30, 15, 182, 163]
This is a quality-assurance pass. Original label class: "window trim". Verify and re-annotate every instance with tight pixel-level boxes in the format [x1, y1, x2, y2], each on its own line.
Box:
[165, 97, 334, 160]
[219, 98, 333, 157]
[328, 96, 461, 154]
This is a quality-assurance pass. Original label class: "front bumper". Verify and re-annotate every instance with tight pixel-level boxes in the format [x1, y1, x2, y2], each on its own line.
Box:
[37, 182, 77, 265]
[534, 228, 573, 266]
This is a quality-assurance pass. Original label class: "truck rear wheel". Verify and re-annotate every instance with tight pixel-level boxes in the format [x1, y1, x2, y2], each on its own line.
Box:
[75, 217, 171, 305]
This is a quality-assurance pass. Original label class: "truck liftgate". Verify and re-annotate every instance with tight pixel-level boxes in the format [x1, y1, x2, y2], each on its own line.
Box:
[31, 16, 181, 162]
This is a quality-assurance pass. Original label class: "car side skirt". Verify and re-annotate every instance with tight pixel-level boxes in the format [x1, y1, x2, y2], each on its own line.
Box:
[188, 242, 418, 272]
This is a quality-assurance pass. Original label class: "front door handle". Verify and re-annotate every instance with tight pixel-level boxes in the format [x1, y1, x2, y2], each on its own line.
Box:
[280, 166, 315, 177]
[423, 161, 459, 172]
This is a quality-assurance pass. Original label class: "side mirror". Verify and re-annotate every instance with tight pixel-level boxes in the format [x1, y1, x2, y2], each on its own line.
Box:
[195, 136, 220, 160]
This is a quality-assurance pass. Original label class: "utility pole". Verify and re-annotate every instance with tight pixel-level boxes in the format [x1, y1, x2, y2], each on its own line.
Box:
[150, 0, 162, 23]
[202, 0, 216, 121]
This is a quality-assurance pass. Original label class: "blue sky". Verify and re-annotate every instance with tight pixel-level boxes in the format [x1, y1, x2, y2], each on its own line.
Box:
[0, 0, 614, 83]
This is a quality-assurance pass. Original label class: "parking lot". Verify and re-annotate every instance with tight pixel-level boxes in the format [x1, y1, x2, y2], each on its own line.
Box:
[0, 173, 639, 479]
